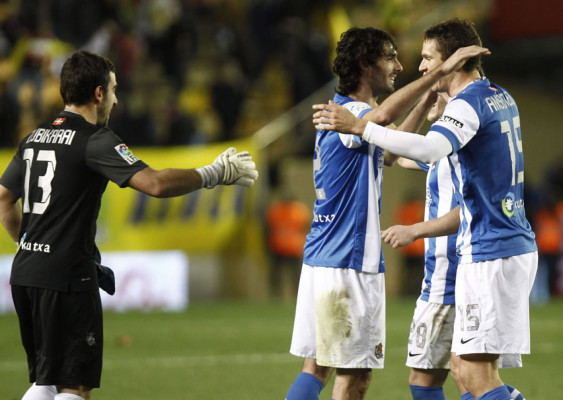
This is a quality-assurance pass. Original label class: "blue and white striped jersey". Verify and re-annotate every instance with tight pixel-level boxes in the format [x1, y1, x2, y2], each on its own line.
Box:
[430, 78, 537, 263]
[303, 93, 385, 273]
[416, 159, 458, 304]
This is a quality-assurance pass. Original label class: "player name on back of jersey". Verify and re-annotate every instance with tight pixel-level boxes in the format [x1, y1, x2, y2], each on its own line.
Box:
[26, 128, 76, 146]
[485, 90, 516, 113]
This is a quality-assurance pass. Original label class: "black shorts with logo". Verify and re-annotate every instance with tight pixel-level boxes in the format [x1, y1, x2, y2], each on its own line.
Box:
[11, 285, 103, 388]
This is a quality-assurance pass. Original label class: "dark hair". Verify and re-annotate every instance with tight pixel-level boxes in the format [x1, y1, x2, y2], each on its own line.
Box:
[60, 51, 116, 106]
[424, 18, 483, 73]
[334, 27, 397, 96]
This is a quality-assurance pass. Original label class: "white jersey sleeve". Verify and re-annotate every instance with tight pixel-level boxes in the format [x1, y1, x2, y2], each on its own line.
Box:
[430, 97, 480, 152]
[339, 101, 371, 149]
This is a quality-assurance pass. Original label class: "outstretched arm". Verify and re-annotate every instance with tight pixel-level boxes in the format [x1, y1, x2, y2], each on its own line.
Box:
[381, 205, 460, 248]
[128, 147, 259, 198]
[128, 167, 204, 197]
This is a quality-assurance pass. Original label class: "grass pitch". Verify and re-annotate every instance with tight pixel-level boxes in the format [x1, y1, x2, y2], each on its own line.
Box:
[1, 297, 561, 399]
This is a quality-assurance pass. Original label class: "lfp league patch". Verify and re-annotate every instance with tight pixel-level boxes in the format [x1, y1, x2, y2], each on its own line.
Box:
[114, 144, 139, 165]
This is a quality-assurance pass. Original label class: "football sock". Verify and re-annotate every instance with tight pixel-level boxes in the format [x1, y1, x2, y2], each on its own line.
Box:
[461, 384, 525, 400]
[409, 385, 446, 399]
[54, 394, 84, 400]
[505, 384, 525, 400]
[286, 372, 324, 400]
[477, 385, 512, 400]
[22, 383, 57, 400]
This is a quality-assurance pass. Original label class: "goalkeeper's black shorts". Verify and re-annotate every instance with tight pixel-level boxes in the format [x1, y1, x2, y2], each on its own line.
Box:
[11, 285, 103, 388]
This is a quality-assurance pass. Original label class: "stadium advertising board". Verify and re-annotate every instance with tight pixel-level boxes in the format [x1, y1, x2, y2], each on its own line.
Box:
[0, 250, 188, 313]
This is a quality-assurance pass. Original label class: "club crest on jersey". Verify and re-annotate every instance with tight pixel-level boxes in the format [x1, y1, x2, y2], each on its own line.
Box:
[502, 192, 515, 217]
[502, 192, 524, 217]
[437, 115, 463, 128]
[114, 144, 139, 164]
[52, 117, 66, 126]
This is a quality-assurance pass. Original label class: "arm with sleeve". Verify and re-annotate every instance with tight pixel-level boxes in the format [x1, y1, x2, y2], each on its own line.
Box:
[360, 98, 479, 163]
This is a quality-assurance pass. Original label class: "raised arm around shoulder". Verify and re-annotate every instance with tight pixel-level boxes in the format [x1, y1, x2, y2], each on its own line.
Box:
[363, 124, 452, 163]
[0, 184, 22, 242]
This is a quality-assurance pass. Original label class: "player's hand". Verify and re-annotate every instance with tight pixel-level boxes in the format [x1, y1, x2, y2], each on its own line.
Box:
[439, 45, 490, 75]
[427, 92, 449, 123]
[381, 225, 417, 248]
[214, 147, 259, 187]
[312, 101, 365, 135]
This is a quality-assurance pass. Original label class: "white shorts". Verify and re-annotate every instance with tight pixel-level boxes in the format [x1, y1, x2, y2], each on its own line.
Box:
[452, 252, 538, 357]
[406, 299, 455, 369]
[406, 299, 522, 369]
[290, 264, 385, 369]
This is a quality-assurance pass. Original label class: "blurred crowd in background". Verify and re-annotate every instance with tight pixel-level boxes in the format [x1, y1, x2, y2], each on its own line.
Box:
[0, 0, 336, 149]
[0, 0, 561, 301]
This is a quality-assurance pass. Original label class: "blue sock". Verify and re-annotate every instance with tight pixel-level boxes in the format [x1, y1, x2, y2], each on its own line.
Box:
[504, 384, 525, 400]
[409, 385, 446, 400]
[286, 372, 324, 400]
[477, 385, 512, 400]
[461, 384, 525, 400]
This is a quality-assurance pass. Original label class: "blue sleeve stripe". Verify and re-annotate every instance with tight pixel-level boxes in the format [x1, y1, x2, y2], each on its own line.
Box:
[431, 126, 461, 153]
[416, 162, 429, 172]
[353, 106, 371, 145]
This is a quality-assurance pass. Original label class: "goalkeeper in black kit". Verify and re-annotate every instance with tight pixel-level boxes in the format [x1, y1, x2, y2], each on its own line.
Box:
[0, 50, 258, 400]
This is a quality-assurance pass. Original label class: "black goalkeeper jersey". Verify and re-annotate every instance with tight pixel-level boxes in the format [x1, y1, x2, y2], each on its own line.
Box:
[0, 111, 148, 291]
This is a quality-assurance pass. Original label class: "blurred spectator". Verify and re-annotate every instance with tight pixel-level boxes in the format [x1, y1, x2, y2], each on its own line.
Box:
[276, 16, 332, 104]
[0, 79, 19, 148]
[107, 24, 144, 93]
[49, 0, 112, 48]
[15, 80, 38, 143]
[135, 0, 198, 88]
[108, 93, 157, 147]
[531, 159, 563, 302]
[266, 195, 311, 300]
[210, 57, 247, 141]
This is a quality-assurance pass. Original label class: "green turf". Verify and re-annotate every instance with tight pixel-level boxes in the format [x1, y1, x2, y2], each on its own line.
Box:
[1, 298, 561, 399]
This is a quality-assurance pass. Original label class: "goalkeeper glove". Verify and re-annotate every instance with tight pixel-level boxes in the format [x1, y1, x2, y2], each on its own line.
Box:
[197, 147, 259, 189]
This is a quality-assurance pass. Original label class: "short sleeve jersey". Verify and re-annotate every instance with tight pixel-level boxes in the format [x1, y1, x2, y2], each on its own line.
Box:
[303, 93, 385, 273]
[429, 79, 537, 263]
[416, 159, 458, 304]
[0, 111, 148, 291]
